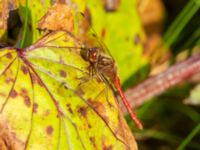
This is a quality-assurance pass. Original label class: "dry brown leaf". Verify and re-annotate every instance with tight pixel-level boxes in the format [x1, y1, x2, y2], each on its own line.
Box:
[0, 0, 18, 40]
[0, 117, 23, 150]
[137, 0, 165, 34]
[102, 0, 120, 12]
[137, 0, 171, 70]
[38, 3, 74, 32]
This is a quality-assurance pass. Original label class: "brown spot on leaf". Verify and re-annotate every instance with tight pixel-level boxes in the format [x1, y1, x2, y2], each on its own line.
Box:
[66, 104, 73, 114]
[10, 89, 17, 98]
[24, 96, 31, 107]
[88, 124, 92, 128]
[21, 65, 28, 74]
[33, 103, 38, 113]
[77, 106, 87, 118]
[88, 99, 109, 123]
[0, 92, 6, 97]
[59, 56, 64, 64]
[21, 88, 28, 94]
[19, 88, 28, 98]
[75, 87, 84, 97]
[102, 139, 113, 150]
[88, 99, 104, 112]
[133, 34, 141, 45]
[103, 0, 120, 12]
[60, 70, 67, 77]
[6, 53, 12, 59]
[101, 27, 106, 38]
[46, 125, 53, 136]
[89, 136, 97, 148]
[44, 109, 50, 117]
[5, 77, 14, 84]
[103, 145, 113, 150]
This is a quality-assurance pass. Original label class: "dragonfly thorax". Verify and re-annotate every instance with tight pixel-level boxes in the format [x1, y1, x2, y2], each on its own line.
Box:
[97, 54, 117, 82]
[80, 47, 117, 82]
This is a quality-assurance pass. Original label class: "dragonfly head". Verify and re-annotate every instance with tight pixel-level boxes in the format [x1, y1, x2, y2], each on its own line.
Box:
[88, 47, 100, 63]
[81, 47, 100, 64]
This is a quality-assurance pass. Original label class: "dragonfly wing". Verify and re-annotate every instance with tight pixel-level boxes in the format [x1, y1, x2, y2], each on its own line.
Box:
[75, 11, 114, 57]
[26, 31, 84, 51]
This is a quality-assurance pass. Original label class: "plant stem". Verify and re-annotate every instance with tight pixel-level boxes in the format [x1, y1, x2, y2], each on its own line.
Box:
[164, 0, 200, 47]
[120, 53, 200, 112]
[177, 123, 200, 150]
[20, 0, 29, 48]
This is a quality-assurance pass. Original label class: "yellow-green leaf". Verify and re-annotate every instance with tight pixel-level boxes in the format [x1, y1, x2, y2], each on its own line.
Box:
[0, 31, 137, 150]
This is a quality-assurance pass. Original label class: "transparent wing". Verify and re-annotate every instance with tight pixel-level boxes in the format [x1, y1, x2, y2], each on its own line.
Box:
[75, 10, 113, 57]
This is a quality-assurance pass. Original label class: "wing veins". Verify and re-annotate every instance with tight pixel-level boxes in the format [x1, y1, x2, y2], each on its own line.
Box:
[27, 55, 88, 75]
[26, 31, 83, 51]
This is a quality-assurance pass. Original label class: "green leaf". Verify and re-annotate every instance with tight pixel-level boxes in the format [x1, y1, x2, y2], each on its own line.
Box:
[18, 0, 51, 47]
[184, 84, 200, 105]
[0, 31, 137, 150]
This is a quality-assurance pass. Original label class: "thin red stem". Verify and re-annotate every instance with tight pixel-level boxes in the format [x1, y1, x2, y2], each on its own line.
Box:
[115, 76, 143, 129]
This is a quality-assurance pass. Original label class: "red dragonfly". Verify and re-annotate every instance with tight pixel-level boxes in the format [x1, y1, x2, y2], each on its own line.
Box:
[77, 11, 143, 129]
[80, 46, 143, 130]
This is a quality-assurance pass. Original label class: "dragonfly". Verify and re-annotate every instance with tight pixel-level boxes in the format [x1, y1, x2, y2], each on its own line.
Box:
[80, 46, 143, 130]
[77, 12, 143, 129]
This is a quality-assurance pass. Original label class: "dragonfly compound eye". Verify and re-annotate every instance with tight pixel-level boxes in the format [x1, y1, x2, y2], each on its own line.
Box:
[91, 51, 97, 60]
[88, 48, 99, 63]
[80, 48, 89, 61]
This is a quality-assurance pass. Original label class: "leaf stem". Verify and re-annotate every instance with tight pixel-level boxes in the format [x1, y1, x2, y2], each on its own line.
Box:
[20, 0, 29, 48]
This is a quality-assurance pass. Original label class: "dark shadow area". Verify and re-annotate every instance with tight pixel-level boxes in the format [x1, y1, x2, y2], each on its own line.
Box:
[132, 83, 200, 150]
[7, 9, 22, 45]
